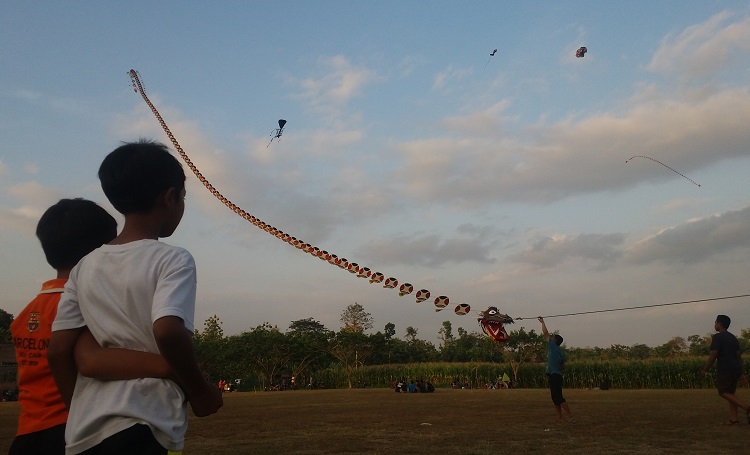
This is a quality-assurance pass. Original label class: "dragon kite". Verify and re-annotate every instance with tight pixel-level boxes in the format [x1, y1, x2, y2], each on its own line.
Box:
[478, 306, 515, 343]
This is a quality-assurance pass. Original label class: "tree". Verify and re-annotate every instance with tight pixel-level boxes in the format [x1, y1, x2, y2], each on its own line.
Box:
[383, 322, 396, 340]
[688, 334, 711, 356]
[0, 308, 13, 343]
[288, 317, 329, 335]
[497, 327, 545, 383]
[438, 321, 454, 346]
[287, 318, 333, 384]
[328, 330, 372, 388]
[404, 326, 418, 342]
[628, 343, 652, 359]
[339, 302, 373, 333]
[240, 323, 294, 389]
[195, 314, 224, 341]
[655, 336, 687, 358]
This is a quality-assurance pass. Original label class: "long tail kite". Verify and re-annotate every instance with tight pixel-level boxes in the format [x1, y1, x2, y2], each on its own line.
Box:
[128, 69, 470, 316]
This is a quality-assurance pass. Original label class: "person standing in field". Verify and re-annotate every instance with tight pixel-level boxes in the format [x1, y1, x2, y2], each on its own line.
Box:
[49, 140, 223, 454]
[538, 317, 574, 422]
[699, 314, 749, 425]
[10, 198, 176, 455]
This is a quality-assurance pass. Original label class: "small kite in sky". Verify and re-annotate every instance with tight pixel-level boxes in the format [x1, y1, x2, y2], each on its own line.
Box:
[575, 46, 587, 58]
[626, 155, 701, 187]
[484, 48, 498, 69]
[267, 119, 287, 147]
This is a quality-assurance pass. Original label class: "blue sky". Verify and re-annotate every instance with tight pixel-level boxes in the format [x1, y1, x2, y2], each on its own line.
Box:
[3, 1, 750, 348]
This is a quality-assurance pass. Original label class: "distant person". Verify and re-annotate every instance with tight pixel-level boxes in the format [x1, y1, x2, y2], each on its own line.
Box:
[49, 140, 223, 454]
[408, 380, 417, 393]
[539, 317, 574, 422]
[500, 372, 511, 389]
[699, 314, 749, 425]
[10, 198, 173, 455]
[599, 374, 611, 391]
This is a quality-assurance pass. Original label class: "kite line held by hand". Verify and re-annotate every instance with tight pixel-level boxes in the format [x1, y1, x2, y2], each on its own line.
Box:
[626, 155, 701, 187]
[127, 69, 471, 316]
[513, 294, 750, 320]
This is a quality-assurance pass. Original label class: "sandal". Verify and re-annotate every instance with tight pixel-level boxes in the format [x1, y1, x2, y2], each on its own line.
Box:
[723, 420, 739, 425]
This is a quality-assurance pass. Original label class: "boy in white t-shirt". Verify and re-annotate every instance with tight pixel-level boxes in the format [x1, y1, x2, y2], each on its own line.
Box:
[48, 140, 223, 455]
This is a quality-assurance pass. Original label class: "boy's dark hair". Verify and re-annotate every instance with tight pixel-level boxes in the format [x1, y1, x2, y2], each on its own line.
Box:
[553, 334, 564, 346]
[36, 198, 117, 270]
[98, 139, 185, 214]
[716, 314, 731, 330]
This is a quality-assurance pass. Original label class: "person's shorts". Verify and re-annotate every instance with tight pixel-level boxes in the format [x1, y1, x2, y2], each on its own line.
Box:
[547, 373, 566, 405]
[9, 423, 66, 455]
[715, 371, 739, 395]
[79, 424, 179, 455]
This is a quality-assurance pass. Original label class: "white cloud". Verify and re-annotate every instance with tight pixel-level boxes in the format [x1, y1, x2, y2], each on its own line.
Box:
[511, 233, 624, 269]
[625, 206, 750, 264]
[648, 12, 750, 80]
[392, 86, 750, 205]
[432, 65, 473, 91]
[292, 55, 377, 115]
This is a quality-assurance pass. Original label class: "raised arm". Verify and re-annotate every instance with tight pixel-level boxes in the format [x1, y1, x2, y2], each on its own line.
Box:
[74, 328, 172, 380]
[538, 317, 550, 341]
[154, 316, 222, 417]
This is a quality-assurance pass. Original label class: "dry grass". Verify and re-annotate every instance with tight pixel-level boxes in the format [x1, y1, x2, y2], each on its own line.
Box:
[2, 388, 749, 454]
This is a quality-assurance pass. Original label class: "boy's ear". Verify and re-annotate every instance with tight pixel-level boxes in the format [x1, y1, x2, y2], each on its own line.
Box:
[160, 187, 180, 205]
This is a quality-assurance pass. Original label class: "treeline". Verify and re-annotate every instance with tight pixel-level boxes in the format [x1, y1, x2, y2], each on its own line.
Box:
[191, 308, 750, 391]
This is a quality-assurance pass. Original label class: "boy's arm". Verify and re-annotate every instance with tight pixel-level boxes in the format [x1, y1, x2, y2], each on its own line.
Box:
[538, 317, 550, 340]
[48, 327, 85, 408]
[699, 350, 718, 376]
[74, 328, 172, 380]
[154, 316, 222, 417]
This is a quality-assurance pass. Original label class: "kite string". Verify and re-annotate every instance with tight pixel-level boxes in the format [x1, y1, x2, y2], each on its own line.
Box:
[514, 294, 750, 320]
[626, 155, 701, 187]
[127, 69, 466, 315]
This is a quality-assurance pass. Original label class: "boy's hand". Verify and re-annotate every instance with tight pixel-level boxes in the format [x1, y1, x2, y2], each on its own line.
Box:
[188, 380, 223, 417]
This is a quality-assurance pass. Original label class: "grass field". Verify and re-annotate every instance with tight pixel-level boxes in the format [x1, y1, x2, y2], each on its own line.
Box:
[2, 388, 748, 454]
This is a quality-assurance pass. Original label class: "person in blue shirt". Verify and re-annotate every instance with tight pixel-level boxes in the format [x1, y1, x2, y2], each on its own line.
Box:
[539, 317, 574, 422]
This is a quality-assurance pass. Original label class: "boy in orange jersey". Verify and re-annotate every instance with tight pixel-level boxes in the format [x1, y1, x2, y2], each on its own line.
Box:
[10, 198, 172, 455]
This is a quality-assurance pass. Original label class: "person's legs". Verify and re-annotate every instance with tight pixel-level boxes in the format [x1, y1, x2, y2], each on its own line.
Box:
[549, 374, 567, 420]
[561, 401, 574, 420]
[716, 373, 745, 423]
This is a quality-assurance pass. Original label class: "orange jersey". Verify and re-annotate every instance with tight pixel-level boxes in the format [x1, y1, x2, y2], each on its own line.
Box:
[10, 278, 69, 435]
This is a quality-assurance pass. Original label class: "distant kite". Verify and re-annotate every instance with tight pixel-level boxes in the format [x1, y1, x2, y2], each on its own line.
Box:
[575, 46, 587, 58]
[267, 119, 287, 147]
[484, 49, 498, 69]
[626, 155, 701, 187]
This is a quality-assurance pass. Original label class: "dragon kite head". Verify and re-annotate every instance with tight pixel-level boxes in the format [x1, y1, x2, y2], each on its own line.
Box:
[478, 306, 515, 343]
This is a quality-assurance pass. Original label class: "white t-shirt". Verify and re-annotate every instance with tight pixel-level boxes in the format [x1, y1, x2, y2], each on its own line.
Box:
[52, 239, 197, 454]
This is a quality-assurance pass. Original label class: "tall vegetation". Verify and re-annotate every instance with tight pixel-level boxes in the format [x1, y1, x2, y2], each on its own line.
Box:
[189, 303, 750, 391]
